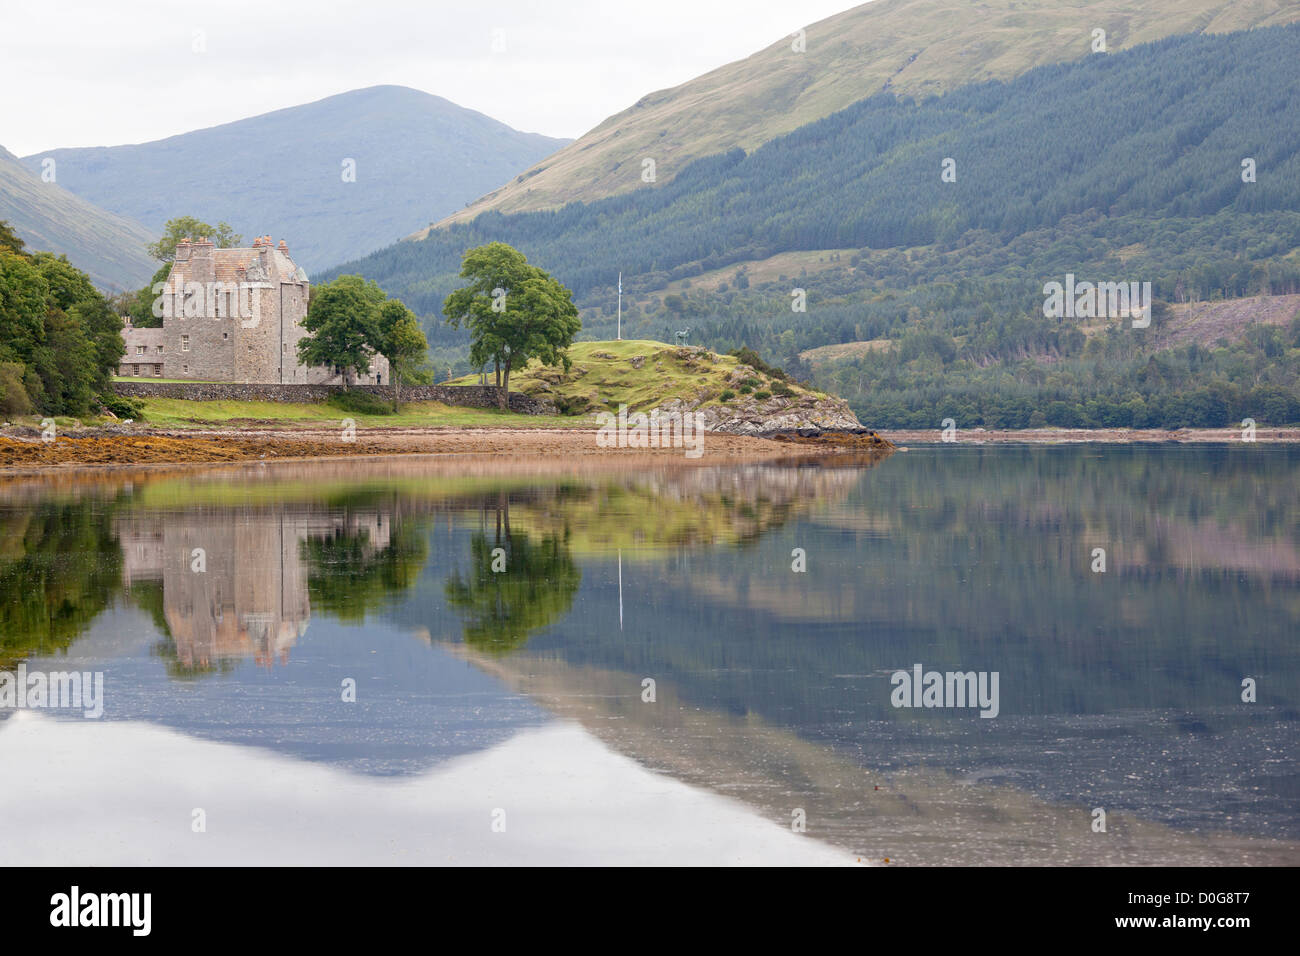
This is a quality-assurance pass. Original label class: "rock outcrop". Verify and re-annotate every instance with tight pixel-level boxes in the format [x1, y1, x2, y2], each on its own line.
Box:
[654, 391, 862, 434]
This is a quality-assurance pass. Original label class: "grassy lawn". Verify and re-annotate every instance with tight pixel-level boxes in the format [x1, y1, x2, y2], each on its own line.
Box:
[66, 339, 818, 430]
[131, 397, 590, 429]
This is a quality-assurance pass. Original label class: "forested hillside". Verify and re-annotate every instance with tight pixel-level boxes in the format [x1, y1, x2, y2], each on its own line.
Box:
[432, 0, 1300, 224]
[329, 25, 1300, 428]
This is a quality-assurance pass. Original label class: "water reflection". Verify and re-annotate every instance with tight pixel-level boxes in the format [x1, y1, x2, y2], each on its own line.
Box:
[0, 502, 122, 669]
[1, 458, 865, 669]
[444, 505, 581, 655]
[0, 446, 1296, 864]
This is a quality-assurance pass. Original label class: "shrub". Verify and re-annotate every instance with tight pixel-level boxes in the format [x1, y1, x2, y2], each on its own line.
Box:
[771, 381, 796, 397]
[99, 392, 143, 420]
[555, 393, 599, 415]
[729, 347, 789, 381]
[0, 362, 34, 417]
[754, 389, 772, 400]
[326, 390, 393, 416]
[719, 389, 736, 402]
[738, 384, 753, 394]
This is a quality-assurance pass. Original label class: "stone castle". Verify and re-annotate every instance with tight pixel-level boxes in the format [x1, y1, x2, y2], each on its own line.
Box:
[119, 235, 388, 385]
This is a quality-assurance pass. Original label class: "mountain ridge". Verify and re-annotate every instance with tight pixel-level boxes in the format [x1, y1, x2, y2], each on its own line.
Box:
[0, 144, 156, 291]
[23, 85, 571, 273]
[420, 0, 1300, 232]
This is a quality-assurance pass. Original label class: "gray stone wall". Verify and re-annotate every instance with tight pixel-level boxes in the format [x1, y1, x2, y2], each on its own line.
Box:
[112, 381, 547, 414]
[234, 270, 280, 384]
[165, 312, 237, 381]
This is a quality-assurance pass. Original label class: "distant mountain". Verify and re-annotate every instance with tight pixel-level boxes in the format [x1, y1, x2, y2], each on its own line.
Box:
[0, 145, 156, 291]
[24, 86, 570, 274]
[425, 0, 1300, 228]
[330, 25, 1300, 429]
[335, 26, 1300, 315]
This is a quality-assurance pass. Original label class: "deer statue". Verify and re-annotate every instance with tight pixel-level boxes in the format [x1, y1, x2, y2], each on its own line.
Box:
[674, 328, 691, 346]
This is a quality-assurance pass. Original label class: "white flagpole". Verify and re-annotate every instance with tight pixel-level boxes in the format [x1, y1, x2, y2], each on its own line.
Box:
[617, 272, 622, 341]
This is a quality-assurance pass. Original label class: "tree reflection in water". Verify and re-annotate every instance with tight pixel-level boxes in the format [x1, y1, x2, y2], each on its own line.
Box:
[444, 495, 580, 655]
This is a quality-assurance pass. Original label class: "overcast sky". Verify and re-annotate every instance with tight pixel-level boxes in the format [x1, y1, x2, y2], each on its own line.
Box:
[1, 0, 859, 156]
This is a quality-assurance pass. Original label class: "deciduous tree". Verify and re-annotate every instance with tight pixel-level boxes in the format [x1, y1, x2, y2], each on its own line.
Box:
[442, 242, 580, 409]
[375, 299, 428, 410]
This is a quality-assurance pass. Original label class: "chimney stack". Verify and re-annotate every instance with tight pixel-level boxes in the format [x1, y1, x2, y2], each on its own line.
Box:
[190, 236, 214, 283]
[175, 237, 192, 262]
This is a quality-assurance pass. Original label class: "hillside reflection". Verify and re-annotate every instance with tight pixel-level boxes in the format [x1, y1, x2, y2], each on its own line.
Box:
[1, 449, 1296, 860]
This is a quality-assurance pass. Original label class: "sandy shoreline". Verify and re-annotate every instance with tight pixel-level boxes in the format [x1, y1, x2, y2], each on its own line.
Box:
[0, 424, 1294, 477]
[0, 427, 842, 477]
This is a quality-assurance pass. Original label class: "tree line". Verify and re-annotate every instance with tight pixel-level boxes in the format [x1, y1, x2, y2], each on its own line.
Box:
[0, 220, 126, 417]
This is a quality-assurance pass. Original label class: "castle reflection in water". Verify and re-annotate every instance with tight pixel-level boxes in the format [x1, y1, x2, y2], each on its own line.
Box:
[116, 510, 392, 669]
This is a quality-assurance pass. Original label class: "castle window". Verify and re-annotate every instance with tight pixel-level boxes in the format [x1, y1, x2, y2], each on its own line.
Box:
[181, 335, 190, 351]
[132, 365, 139, 376]
[136, 346, 145, 355]
[183, 365, 189, 374]
[222, 332, 228, 340]
[156, 345, 163, 354]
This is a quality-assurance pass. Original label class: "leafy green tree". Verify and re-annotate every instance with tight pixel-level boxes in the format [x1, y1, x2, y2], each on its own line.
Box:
[442, 242, 581, 409]
[119, 263, 172, 329]
[0, 251, 48, 363]
[147, 216, 242, 262]
[0, 362, 33, 416]
[0, 248, 122, 415]
[375, 299, 429, 410]
[0, 220, 25, 255]
[298, 275, 385, 388]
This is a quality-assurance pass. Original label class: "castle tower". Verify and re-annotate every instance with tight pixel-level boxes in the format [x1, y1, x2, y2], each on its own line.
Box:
[139, 235, 388, 385]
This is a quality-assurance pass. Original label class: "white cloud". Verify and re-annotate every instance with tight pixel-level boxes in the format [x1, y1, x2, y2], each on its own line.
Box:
[1, 0, 859, 155]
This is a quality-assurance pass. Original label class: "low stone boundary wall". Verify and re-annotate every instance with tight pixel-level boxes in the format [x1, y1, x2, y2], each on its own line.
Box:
[112, 381, 547, 414]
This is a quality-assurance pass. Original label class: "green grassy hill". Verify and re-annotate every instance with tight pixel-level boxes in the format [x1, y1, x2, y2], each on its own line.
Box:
[423, 0, 1300, 228]
[450, 340, 733, 413]
[448, 340, 836, 420]
[0, 145, 155, 291]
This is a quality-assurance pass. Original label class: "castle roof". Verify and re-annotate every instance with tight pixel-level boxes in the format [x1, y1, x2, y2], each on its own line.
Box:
[168, 237, 306, 287]
[122, 324, 164, 347]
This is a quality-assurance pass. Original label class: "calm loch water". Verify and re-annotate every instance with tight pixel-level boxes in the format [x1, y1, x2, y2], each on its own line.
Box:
[1, 445, 1297, 865]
